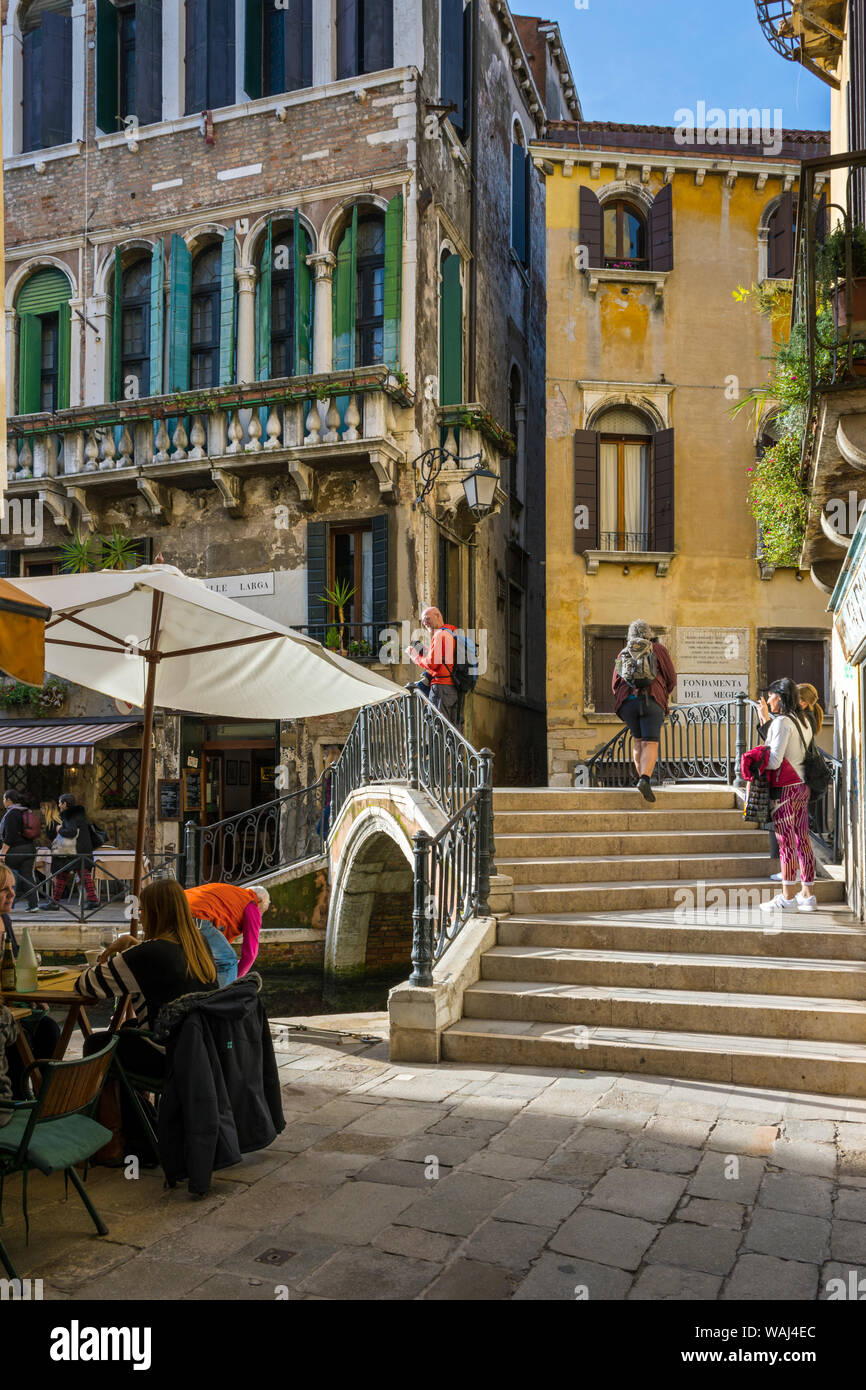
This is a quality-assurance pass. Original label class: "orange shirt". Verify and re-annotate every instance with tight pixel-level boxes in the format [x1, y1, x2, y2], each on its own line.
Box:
[185, 883, 257, 943]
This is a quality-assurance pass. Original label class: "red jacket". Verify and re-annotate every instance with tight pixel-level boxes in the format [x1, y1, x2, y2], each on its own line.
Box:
[741, 745, 802, 788]
[612, 641, 677, 715]
[412, 624, 457, 686]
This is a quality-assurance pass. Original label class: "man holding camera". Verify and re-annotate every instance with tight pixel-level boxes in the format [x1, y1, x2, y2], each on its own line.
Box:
[405, 606, 459, 726]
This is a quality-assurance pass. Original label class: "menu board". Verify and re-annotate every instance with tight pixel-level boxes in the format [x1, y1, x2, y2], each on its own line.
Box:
[183, 768, 202, 813]
[158, 779, 181, 821]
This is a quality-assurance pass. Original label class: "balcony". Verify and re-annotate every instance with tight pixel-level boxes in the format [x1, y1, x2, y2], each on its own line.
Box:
[792, 150, 866, 590]
[4, 367, 413, 530]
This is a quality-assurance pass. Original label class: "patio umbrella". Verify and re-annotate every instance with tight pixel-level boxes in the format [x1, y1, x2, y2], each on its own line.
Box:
[0, 578, 51, 684]
[12, 565, 403, 926]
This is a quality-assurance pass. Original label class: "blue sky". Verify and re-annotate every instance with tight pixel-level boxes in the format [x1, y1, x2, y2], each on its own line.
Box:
[535, 0, 831, 131]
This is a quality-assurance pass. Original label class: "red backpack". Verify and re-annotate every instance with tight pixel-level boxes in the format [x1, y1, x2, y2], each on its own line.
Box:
[20, 810, 42, 840]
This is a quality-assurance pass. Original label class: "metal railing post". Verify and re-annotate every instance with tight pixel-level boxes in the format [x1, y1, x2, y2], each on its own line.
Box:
[406, 691, 419, 788]
[184, 820, 198, 887]
[479, 746, 496, 894]
[359, 706, 369, 786]
[409, 830, 433, 987]
[733, 691, 747, 789]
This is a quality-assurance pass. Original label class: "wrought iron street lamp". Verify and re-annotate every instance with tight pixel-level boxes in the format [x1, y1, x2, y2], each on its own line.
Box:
[461, 465, 499, 519]
[411, 445, 499, 519]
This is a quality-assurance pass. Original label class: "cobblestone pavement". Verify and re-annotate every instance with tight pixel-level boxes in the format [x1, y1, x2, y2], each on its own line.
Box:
[6, 1015, 866, 1301]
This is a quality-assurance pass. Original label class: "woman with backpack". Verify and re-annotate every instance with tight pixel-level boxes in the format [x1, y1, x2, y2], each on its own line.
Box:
[0, 791, 40, 910]
[44, 793, 100, 910]
[612, 620, 677, 803]
[758, 677, 819, 913]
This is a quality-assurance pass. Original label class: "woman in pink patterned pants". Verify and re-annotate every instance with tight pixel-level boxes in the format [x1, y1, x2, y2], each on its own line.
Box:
[772, 782, 815, 888]
[760, 678, 818, 914]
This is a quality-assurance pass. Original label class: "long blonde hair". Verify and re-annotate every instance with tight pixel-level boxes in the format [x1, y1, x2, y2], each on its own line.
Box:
[140, 879, 216, 984]
[797, 683, 824, 733]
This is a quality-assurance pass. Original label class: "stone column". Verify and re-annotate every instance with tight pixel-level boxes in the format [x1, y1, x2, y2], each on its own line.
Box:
[5, 310, 19, 419]
[235, 265, 257, 383]
[307, 252, 336, 375]
[68, 297, 84, 407]
[84, 293, 110, 405]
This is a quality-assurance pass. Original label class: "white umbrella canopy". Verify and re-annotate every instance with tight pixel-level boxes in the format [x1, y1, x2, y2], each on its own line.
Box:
[12, 565, 404, 925]
[12, 564, 402, 717]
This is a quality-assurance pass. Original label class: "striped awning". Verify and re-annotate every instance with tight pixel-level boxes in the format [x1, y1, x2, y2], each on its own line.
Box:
[0, 722, 137, 767]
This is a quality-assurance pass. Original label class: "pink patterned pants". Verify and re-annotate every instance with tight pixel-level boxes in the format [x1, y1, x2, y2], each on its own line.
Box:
[771, 783, 815, 886]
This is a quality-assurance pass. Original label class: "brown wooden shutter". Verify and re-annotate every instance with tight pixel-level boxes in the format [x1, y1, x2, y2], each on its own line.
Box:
[649, 183, 673, 272]
[768, 192, 794, 278]
[579, 186, 602, 268]
[767, 639, 826, 708]
[652, 428, 675, 552]
[574, 429, 599, 553]
[815, 191, 828, 247]
[593, 633, 628, 713]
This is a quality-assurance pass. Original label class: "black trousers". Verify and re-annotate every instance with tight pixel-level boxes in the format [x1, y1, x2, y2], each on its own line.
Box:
[6, 847, 38, 909]
[84, 1026, 164, 1163]
[5, 1013, 62, 1097]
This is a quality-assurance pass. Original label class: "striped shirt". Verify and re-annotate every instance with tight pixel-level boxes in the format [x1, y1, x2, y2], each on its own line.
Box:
[75, 939, 215, 1029]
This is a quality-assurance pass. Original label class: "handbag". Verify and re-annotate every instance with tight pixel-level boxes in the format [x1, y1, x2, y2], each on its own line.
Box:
[51, 830, 79, 856]
[89, 822, 108, 848]
[743, 774, 770, 824]
[791, 720, 832, 797]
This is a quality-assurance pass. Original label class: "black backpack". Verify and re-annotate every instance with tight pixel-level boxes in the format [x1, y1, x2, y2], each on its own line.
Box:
[447, 630, 479, 695]
[791, 720, 832, 797]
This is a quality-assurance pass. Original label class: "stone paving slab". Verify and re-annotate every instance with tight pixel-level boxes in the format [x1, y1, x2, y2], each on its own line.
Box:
[5, 1025, 866, 1303]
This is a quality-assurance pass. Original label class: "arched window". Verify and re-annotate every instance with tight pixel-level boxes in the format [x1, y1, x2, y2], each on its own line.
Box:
[439, 248, 463, 405]
[185, 0, 235, 114]
[245, 0, 312, 99]
[603, 200, 648, 270]
[21, 1, 73, 152]
[597, 407, 652, 552]
[511, 122, 530, 267]
[333, 199, 403, 371]
[256, 214, 313, 380]
[112, 255, 152, 401]
[16, 268, 72, 414]
[356, 214, 385, 365]
[96, 0, 163, 133]
[190, 246, 223, 389]
[336, 0, 393, 81]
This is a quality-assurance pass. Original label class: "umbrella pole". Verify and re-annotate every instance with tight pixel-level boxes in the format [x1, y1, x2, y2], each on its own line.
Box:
[131, 594, 163, 937]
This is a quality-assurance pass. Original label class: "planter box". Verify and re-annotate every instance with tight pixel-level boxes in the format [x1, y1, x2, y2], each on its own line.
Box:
[835, 275, 866, 339]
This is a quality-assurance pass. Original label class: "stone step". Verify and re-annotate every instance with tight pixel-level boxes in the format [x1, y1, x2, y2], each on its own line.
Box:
[461, 979, 866, 1042]
[498, 911, 866, 961]
[440, 1019, 866, 1097]
[500, 851, 772, 886]
[493, 786, 738, 812]
[495, 830, 769, 858]
[494, 809, 751, 833]
[481, 944, 866, 999]
[511, 875, 845, 915]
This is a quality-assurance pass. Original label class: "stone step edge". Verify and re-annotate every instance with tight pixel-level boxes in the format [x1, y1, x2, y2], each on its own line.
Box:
[484, 945, 866, 972]
[464, 979, 866, 1013]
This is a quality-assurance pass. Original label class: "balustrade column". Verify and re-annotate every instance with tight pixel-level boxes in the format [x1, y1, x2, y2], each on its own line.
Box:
[409, 830, 433, 987]
[235, 265, 257, 384]
[733, 691, 747, 789]
[307, 253, 336, 375]
[405, 692, 419, 788]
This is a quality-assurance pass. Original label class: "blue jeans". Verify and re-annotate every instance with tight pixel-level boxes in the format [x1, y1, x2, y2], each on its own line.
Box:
[199, 921, 238, 988]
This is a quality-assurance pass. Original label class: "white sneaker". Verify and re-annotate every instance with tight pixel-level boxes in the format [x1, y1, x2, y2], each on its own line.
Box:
[796, 892, 818, 912]
[770, 872, 782, 882]
[760, 893, 798, 912]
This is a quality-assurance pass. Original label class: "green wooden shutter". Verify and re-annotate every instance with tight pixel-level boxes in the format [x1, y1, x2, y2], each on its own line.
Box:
[168, 234, 192, 393]
[111, 247, 123, 401]
[294, 211, 312, 376]
[96, 0, 120, 133]
[57, 300, 71, 410]
[306, 521, 328, 641]
[257, 221, 272, 380]
[244, 0, 263, 100]
[219, 230, 236, 386]
[439, 251, 462, 405]
[383, 193, 403, 370]
[332, 207, 357, 371]
[18, 314, 41, 415]
[371, 513, 389, 630]
[16, 269, 70, 315]
[149, 240, 165, 396]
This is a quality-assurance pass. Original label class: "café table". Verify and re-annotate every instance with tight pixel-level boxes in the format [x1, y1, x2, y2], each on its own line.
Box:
[5, 967, 102, 1067]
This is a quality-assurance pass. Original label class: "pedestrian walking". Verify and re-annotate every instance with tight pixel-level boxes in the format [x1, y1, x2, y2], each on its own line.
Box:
[612, 620, 677, 803]
[405, 605, 460, 726]
[758, 678, 817, 913]
[0, 791, 40, 910]
[44, 792, 100, 910]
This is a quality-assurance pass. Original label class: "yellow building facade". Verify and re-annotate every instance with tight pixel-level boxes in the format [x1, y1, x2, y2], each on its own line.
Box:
[534, 122, 835, 784]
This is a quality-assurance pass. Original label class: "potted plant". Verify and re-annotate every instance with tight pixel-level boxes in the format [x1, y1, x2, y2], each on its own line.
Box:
[816, 221, 866, 362]
[318, 579, 356, 656]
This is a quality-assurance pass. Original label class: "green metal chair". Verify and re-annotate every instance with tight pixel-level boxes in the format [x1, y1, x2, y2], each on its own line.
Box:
[111, 1031, 165, 1165]
[0, 1037, 118, 1280]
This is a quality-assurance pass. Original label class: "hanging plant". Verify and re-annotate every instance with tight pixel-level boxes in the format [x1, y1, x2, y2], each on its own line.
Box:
[746, 434, 809, 568]
[0, 677, 68, 712]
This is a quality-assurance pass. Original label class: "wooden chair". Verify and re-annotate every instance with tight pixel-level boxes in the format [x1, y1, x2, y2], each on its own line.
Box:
[0, 1037, 118, 1279]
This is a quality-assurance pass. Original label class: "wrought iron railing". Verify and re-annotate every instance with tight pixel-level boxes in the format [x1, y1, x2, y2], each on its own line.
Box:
[12, 853, 181, 923]
[809, 753, 844, 861]
[294, 621, 390, 663]
[792, 150, 866, 396]
[184, 779, 325, 887]
[600, 531, 651, 552]
[330, 689, 496, 984]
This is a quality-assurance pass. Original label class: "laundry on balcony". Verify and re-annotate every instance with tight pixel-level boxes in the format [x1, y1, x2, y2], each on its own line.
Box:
[0, 719, 142, 767]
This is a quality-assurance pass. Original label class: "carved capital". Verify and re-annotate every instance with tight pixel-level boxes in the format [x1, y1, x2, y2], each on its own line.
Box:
[287, 456, 316, 510]
[136, 475, 171, 524]
[306, 252, 337, 284]
[210, 466, 244, 517]
[41, 485, 74, 533]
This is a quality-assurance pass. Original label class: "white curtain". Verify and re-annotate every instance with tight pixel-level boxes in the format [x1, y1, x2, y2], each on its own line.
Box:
[623, 443, 650, 547]
[600, 442, 619, 546]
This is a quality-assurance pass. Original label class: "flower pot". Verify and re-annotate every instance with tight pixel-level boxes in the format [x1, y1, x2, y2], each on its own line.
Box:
[835, 275, 866, 338]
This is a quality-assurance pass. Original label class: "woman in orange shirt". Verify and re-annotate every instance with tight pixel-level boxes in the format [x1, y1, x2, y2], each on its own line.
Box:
[185, 882, 271, 987]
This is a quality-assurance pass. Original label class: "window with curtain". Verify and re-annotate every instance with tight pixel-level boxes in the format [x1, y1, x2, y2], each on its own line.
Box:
[116, 256, 151, 400]
[96, 0, 162, 132]
[336, 0, 393, 81]
[330, 523, 373, 635]
[22, 1, 73, 151]
[603, 200, 648, 270]
[190, 246, 223, 389]
[16, 268, 72, 415]
[356, 213, 386, 366]
[185, 0, 235, 113]
[597, 407, 652, 552]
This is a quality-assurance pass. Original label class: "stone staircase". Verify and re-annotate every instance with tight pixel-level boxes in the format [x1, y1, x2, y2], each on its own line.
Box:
[442, 786, 866, 1096]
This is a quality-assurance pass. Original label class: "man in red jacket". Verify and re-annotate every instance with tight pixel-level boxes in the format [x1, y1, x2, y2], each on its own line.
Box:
[406, 606, 459, 725]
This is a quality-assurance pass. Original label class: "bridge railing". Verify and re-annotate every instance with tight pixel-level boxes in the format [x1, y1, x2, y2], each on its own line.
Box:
[331, 690, 496, 983]
[183, 779, 325, 887]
